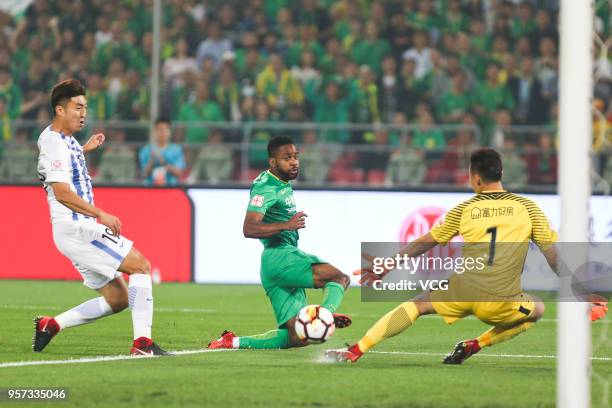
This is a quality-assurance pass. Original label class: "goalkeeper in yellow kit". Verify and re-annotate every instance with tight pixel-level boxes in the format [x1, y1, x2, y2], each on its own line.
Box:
[327, 148, 608, 364]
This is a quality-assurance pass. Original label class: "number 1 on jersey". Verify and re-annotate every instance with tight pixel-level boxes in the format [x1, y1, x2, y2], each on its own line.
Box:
[486, 226, 497, 266]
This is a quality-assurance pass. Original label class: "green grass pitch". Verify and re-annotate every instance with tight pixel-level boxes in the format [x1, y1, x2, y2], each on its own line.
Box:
[0, 280, 610, 408]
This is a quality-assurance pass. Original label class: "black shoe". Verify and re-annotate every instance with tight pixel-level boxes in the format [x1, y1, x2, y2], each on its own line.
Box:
[32, 316, 57, 352]
[332, 313, 352, 329]
[443, 340, 481, 364]
[130, 342, 173, 356]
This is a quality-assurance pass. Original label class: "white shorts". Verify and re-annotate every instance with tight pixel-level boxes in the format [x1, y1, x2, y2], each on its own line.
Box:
[52, 220, 134, 290]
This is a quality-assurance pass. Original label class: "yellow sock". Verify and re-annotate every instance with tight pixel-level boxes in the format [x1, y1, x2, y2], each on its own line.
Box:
[476, 322, 534, 348]
[357, 302, 420, 353]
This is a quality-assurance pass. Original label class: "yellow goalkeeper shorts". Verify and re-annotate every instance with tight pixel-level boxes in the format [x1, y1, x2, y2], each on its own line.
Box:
[430, 282, 536, 328]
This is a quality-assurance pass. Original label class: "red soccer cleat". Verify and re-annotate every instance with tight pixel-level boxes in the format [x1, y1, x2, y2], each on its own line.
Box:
[130, 337, 172, 356]
[207, 330, 237, 349]
[443, 339, 481, 364]
[325, 343, 363, 363]
[32, 316, 60, 352]
[332, 313, 352, 329]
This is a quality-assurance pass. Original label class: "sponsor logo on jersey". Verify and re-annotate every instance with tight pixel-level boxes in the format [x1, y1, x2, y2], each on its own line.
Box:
[51, 160, 64, 170]
[251, 195, 264, 207]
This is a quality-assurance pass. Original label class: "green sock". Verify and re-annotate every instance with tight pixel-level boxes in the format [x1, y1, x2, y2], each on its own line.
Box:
[238, 329, 290, 349]
[321, 282, 345, 313]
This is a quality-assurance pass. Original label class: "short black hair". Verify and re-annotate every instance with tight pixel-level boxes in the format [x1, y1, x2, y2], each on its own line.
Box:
[155, 117, 171, 126]
[470, 148, 503, 182]
[267, 136, 295, 157]
[51, 79, 86, 115]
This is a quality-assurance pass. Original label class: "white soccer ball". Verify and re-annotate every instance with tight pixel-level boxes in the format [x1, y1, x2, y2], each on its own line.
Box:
[295, 305, 335, 343]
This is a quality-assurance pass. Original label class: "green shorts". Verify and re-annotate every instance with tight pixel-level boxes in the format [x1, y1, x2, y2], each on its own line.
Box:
[260, 245, 326, 327]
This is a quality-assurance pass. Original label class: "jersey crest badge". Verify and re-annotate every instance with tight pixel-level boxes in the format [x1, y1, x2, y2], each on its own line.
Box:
[251, 195, 264, 207]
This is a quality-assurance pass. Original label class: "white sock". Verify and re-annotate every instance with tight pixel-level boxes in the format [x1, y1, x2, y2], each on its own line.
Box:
[55, 297, 113, 330]
[232, 337, 240, 348]
[128, 274, 153, 340]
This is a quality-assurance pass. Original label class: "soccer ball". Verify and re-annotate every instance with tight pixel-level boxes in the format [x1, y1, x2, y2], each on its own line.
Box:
[295, 305, 335, 343]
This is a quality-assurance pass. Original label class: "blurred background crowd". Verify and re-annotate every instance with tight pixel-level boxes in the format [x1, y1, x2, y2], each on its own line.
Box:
[0, 0, 610, 190]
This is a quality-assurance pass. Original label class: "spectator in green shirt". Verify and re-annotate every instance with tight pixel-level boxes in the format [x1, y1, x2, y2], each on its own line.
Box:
[0, 68, 22, 119]
[287, 24, 324, 68]
[472, 62, 515, 129]
[178, 82, 224, 143]
[438, 72, 471, 124]
[311, 80, 352, 143]
[256, 53, 304, 117]
[442, 0, 470, 34]
[92, 22, 126, 75]
[235, 32, 265, 83]
[86, 72, 113, 121]
[407, 0, 439, 32]
[352, 20, 391, 75]
[469, 20, 489, 54]
[115, 69, 149, 121]
[512, 3, 536, 39]
[456, 32, 488, 80]
[412, 112, 445, 150]
[215, 67, 242, 122]
[171, 70, 198, 121]
[353, 65, 380, 124]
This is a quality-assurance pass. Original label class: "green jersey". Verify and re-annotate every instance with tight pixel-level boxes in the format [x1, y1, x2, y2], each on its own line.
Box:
[247, 170, 298, 248]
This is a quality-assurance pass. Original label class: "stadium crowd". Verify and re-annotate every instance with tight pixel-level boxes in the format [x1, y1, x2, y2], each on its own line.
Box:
[0, 0, 610, 187]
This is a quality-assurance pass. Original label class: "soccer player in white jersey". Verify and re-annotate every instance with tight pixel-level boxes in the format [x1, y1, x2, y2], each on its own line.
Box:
[34, 79, 170, 356]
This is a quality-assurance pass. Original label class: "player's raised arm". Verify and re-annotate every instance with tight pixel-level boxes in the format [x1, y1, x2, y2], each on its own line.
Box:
[243, 210, 306, 238]
[50, 182, 122, 235]
[358, 201, 463, 285]
[82, 133, 105, 154]
[530, 201, 608, 319]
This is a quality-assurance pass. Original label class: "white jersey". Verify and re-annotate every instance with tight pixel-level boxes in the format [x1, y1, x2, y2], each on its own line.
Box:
[37, 125, 94, 225]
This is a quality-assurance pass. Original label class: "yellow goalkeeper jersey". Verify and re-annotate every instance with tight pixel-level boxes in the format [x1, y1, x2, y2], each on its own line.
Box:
[429, 190, 558, 297]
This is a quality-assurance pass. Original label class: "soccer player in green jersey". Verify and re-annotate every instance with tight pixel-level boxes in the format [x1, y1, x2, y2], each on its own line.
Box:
[208, 136, 352, 349]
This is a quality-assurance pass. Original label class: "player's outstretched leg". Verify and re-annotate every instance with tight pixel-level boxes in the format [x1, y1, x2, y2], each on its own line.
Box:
[444, 299, 545, 364]
[312, 264, 352, 328]
[208, 328, 293, 350]
[33, 280, 125, 352]
[118, 247, 171, 356]
[208, 318, 311, 350]
[327, 292, 435, 363]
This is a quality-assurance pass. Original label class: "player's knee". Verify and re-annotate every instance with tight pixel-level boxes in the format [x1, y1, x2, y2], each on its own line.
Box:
[532, 301, 545, 321]
[107, 293, 128, 313]
[327, 267, 350, 288]
[337, 273, 350, 289]
[132, 254, 151, 275]
[114, 298, 129, 313]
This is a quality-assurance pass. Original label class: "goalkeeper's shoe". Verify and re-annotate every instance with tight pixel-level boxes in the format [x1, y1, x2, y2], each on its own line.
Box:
[591, 302, 608, 321]
[130, 337, 172, 356]
[207, 330, 237, 349]
[325, 343, 363, 363]
[32, 316, 59, 352]
[332, 313, 352, 329]
[443, 339, 481, 364]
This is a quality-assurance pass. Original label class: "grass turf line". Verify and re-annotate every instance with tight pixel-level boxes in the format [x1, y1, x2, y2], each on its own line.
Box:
[0, 280, 610, 408]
